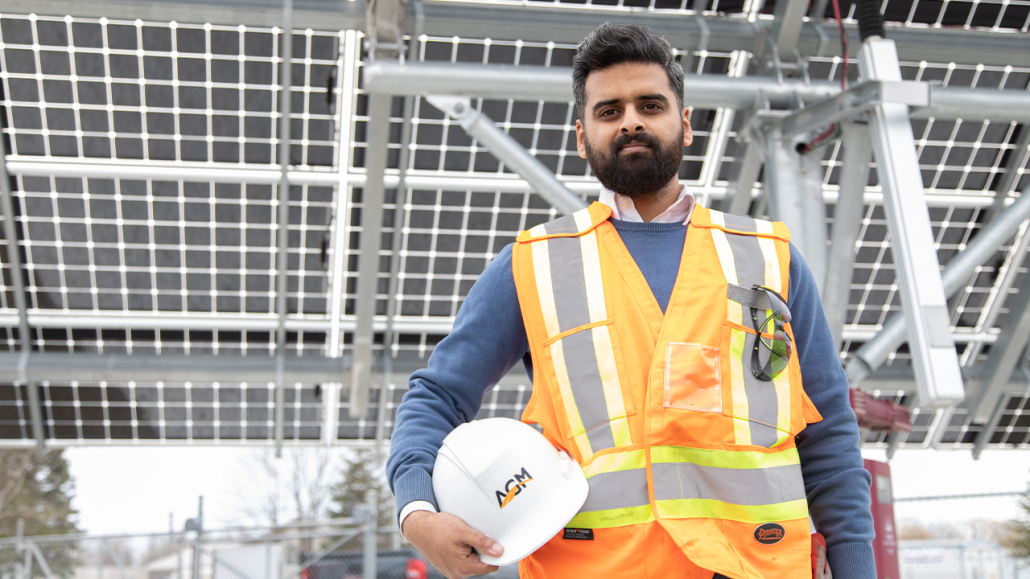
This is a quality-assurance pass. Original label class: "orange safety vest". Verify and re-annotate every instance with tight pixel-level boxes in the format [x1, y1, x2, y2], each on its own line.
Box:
[512, 201, 824, 579]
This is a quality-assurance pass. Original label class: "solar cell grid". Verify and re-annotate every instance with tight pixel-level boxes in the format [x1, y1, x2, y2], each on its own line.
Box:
[334, 376, 530, 442]
[10, 175, 333, 316]
[0, 6, 1028, 447]
[0, 380, 322, 443]
[0, 15, 341, 167]
[22, 326, 328, 355]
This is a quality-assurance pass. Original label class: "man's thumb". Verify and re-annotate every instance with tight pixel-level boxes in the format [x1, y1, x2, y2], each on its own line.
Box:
[464, 528, 503, 557]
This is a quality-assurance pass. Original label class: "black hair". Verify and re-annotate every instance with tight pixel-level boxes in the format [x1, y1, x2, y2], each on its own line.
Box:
[572, 23, 685, 118]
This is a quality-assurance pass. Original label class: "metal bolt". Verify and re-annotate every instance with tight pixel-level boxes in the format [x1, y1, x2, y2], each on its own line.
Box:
[454, 102, 465, 113]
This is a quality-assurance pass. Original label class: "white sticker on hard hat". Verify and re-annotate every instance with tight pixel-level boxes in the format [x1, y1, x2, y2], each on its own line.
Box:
[476, 449, 535, 511]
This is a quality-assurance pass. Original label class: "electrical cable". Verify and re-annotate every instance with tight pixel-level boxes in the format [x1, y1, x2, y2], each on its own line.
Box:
[798, 0, 850, 154]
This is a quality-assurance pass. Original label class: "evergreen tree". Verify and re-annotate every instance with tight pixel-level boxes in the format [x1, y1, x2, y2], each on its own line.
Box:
[0, 449, 80, 578]
[325, 448, 393, 549]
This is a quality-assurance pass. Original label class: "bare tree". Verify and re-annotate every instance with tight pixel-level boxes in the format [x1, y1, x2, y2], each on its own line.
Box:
[238, 448, 336, 530]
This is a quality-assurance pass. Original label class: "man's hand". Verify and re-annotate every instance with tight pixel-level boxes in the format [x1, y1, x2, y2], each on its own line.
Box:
[402, 510, 504, 579]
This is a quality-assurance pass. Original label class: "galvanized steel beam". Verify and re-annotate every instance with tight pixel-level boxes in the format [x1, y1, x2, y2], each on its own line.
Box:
[761, 127, 828, 295]
[967, 269, 1030, 424]
[824, 121, 873, 349]
[859, 38, 963, 409]
[349, 94, 391, 418]
[364, 61, 1030, 124]
[425, 95, 586, 215]
[273, 0, 294, 457]
[19, 0, 1030, 68]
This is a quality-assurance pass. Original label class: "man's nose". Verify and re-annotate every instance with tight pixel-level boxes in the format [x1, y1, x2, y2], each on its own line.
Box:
[620, 108, 645, 134]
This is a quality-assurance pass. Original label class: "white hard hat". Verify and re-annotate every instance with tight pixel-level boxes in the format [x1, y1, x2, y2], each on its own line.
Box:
[432, 418, 589, 566]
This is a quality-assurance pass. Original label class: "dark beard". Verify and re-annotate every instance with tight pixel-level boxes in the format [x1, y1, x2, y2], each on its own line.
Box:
[585, 130, 684, 199]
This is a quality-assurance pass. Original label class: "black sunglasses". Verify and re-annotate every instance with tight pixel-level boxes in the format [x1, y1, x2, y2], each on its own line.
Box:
[749, 285, 793, 382]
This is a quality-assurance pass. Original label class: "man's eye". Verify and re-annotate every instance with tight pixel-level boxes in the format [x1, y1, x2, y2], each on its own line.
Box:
[643, 103, 662, 110]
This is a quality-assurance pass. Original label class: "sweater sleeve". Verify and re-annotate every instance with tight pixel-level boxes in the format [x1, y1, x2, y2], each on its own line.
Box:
[787, 244, 877, 579]
[386, 244, 530, 516]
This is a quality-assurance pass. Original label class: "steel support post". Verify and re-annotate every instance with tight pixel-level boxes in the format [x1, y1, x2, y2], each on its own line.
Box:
[858, 38, 963, 408]
[985, 125, 1030, 225]
[191, 498, 204, 579]
[350, 94, 391, 418]
[845, 183, 1030, 384]
[425, 96, 586, 215]
[324, 30, 360, 445]
[273, 0, 294, 457]
[756, 0, 809, 77]
[362, 489, 377, 579]
[376, 90, 414, 448]
[971, 394, 1012, 459]
[0, 118, 44, 454]
[967, 268, 1030, 423]
[824, 121, 873, 349]
[762, 126, 829, 294]
[719, 141, 764, 215]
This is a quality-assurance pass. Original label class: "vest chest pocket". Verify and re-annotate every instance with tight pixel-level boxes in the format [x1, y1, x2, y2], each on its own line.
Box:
[545, 321, 636, 459]
[663, 342, 722, 413]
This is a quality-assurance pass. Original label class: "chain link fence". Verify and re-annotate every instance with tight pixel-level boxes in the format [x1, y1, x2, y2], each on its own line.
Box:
[900, 540, 1030, 579]
[0, 516, 431, 579]
[0, 514, 519, 579]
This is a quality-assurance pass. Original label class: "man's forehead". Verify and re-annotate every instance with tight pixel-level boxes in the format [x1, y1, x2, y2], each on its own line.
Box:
[583, 62, 674, 106]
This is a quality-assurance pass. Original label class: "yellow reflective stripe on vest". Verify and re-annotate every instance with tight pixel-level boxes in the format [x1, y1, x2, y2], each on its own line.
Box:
[708, 209, 792, 448]
[651, 444, 800, 469]
[582, 448, 646, 478]
[529, 214, 633, 457]
[568, 450, 652, 529]
[651, 445, 808, 524]
[568, 505, 655, 529]
[654, 498, 808, 524]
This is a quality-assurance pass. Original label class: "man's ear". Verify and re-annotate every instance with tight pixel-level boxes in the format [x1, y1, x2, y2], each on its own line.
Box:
[576, 119, 588, 159]
[682, 108, 693, 147]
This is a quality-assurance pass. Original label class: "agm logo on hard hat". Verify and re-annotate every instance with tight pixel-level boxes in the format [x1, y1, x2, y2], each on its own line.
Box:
[495, 467, 533, 509]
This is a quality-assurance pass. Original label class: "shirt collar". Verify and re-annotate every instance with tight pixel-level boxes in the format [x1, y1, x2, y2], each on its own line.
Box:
[598, 185, 696, 225]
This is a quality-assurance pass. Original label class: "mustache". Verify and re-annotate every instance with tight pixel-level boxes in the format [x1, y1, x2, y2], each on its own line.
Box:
[612, 132, 661, 154]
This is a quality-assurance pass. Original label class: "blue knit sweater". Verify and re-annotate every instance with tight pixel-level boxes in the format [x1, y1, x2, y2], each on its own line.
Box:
[387, 218, 876, 579]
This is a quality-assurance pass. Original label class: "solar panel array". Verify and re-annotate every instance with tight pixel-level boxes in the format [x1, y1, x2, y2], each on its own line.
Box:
[1, 0, 1029, 449]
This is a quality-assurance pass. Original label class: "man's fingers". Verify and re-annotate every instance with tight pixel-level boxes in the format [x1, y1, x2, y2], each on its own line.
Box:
[458, 551, 499, 577]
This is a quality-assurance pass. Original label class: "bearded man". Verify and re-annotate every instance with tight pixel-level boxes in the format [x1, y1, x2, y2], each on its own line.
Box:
[387, 23, 875, 579]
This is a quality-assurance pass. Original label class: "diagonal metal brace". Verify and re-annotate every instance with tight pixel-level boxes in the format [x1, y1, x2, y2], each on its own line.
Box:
[426, 95, 586, 215]
[775, 79, 930, 141]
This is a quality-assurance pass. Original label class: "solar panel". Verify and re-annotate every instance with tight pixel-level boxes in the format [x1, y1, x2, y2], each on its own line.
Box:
[1, 1, 1029, 449]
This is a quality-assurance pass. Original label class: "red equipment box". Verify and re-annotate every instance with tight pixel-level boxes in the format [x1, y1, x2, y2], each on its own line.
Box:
[864, 459, 901, 579]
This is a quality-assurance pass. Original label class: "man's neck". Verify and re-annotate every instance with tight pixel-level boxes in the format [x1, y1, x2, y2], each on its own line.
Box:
[626, 179, 682, 222]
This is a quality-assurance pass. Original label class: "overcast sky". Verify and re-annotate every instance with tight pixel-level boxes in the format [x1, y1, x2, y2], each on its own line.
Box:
[63, 445, 1030, 536]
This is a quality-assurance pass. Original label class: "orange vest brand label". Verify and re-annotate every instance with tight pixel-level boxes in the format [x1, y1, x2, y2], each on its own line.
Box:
[753, 523, 786, 545]
[495, 467, 533, 509]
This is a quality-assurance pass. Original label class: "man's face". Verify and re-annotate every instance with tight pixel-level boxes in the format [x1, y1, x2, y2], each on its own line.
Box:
[575, 62, 693, 199]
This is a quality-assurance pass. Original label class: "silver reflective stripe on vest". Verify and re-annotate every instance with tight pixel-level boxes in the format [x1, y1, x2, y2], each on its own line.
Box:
[563, 328, 618, 449]
[652, 461, 806, 505]
[722, 224, 766, 287]
[529, 208, 633, 457]
[543, 212, 584, 236]
[710, 210, 791, 448]
[548, 236, 592, 333]
[580, 468, 650, 512]
[722, 212, 760, 233]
